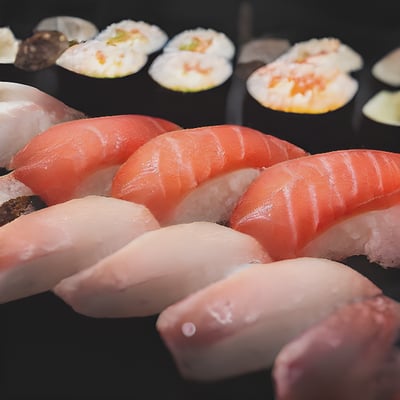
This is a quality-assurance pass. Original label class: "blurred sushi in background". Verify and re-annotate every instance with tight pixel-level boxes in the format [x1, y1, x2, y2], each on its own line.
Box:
[0, 26, 20, 63]
[163, 27, 235, 60]
[372, 47, 400, 87]
[147, 27, 235, 127]
[243, 36, 362, 154]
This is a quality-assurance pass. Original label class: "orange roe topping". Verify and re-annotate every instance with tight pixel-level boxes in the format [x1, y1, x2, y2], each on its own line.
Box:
[96, 50, 107, 64]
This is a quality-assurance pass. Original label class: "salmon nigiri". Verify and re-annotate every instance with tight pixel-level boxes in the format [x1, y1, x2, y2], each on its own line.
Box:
[0, 81, 85, 168]
[230, 149, 400, 267]
[53, 221, 271, 318]
[0, 195, 160, 303]
[156, 257, 380, 381]
[273, 295, 400, 400]
[111, 124, 307, 225]
[5, 114, 180, 206]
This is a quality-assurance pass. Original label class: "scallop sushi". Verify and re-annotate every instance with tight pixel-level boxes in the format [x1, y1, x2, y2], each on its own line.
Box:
[111, 124, 307, 226]
[244, 60, 359, 153]
[230, 149, 400, 267]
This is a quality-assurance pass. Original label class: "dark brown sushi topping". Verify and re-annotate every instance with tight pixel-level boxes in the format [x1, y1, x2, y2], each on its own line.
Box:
[0, 195, 47, 226]
[14, 30, 69, 71]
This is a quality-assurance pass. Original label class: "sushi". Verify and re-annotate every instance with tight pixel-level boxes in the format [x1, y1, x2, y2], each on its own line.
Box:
[56, 39, 148, 78]
[111, 124, 307, 225]
[0, 26, 20, 63]
[34, 16, 99, 43]
[230, 149, 400, 267]
[163, 27, 235, 60]
[0, 81, 85, 169]
[95, 19, 168, 55]
[6, 114, 180, 206]
[276, 37, 364, 74]
[148, 51, 233, 92]
[372, 47, 400, 87]
[0, 195, 160, 303]
[156, 257, 380, 381]
[246, 60, 358, 114]
[273, 295, 400, 400]
[53, 221, 271, 318]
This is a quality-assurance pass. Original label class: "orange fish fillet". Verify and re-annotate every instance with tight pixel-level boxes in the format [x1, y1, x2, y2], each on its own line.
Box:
[230, 149, 400, 261]
[111, 124, 307, 224]
[10, 114, 181, 205]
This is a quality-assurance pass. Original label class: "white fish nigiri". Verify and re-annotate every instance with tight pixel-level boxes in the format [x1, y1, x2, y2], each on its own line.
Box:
[156, 257, 381, 381]
[54, 221, 271, 318]
[0, 81, 85, 168]
[0, 195, 160, 303]
[273, 295, 400, 400]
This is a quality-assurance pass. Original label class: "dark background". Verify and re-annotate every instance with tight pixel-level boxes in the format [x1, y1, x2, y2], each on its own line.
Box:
[1, 1, 400, 399]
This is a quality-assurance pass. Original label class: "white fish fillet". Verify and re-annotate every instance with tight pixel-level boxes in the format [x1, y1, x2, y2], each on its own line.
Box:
[156, 257, 381, 381]
[0, 81, 85, 168]
[54, 221, 270, 318]
[0, 195, 160, 303]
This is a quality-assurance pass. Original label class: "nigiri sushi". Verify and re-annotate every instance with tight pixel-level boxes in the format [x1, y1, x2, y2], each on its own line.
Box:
[53, 221, 270, 318]
[111, 124, 307, 225]
[372, 47, 400, 87]
[0, 81, 85, 168]
[0, 195, 160, 303]
[230, 149, 400, 267]
[0, 27, 20, 63]
[273, 295, 400, 400]
[6, 114, 180, 206]
[156, 257, 381, 381]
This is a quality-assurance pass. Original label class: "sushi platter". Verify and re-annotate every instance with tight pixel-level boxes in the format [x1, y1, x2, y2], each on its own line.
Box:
[1, 3, 400, 400]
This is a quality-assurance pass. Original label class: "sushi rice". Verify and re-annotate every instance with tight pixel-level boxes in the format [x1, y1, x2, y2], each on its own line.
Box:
[56, 39, 148, 78]
[149, 51, 233, 92]
[95, 19, 168, 55]
[163, 27, 235, 60]
[246, 60, 358, 114]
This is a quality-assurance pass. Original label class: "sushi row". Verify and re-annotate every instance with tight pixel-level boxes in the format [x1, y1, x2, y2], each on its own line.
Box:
[0, 88, 400, 398]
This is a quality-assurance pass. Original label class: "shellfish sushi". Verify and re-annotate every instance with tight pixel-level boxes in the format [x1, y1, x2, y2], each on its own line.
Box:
[163, 27, 235, 60]
[372, 47, 400, 87]
[243, 59, 359, 153]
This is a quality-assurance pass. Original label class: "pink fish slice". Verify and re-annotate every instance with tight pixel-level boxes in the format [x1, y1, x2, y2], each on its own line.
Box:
[156, 257, 380, 381]
[273, 295, 400, 400]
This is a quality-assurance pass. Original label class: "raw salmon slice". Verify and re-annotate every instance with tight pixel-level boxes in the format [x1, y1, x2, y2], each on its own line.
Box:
[230, 149, 400, 266]
[111, 124, 307, 225]
[9, 114, 180, 205]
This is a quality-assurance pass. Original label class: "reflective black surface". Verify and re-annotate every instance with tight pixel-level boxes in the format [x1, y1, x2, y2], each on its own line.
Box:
[1, 1, 400, 399]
